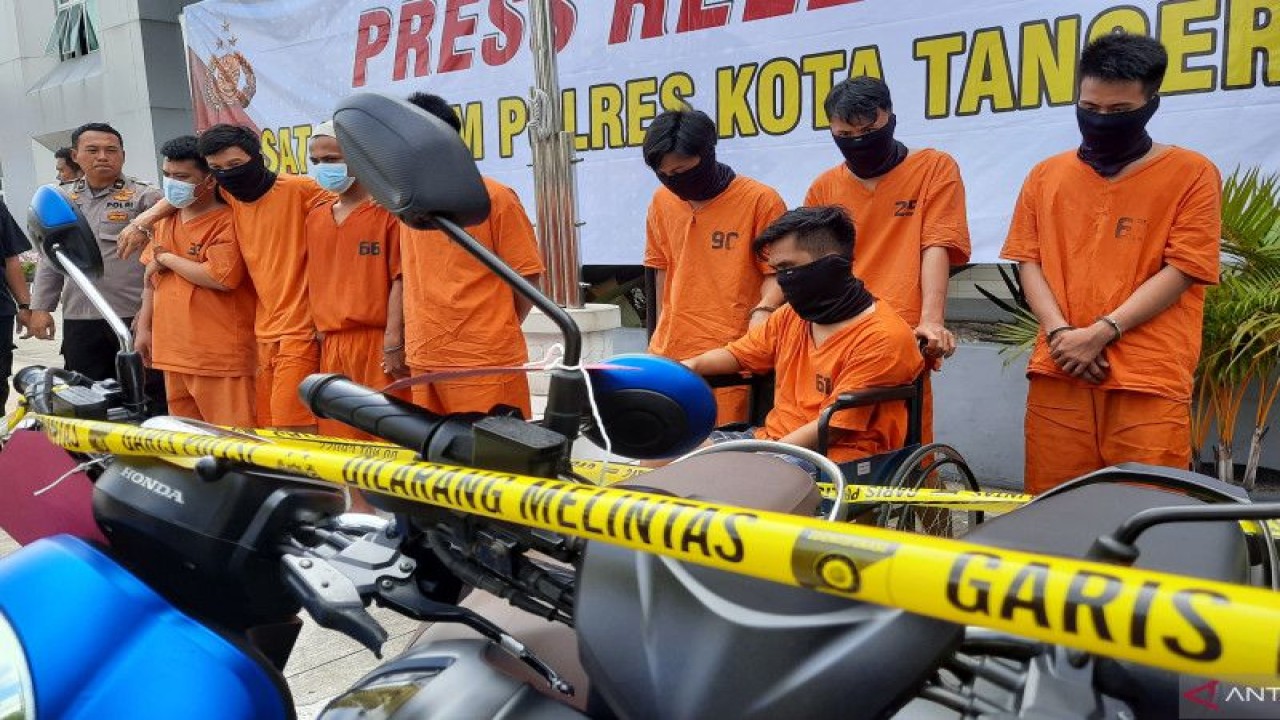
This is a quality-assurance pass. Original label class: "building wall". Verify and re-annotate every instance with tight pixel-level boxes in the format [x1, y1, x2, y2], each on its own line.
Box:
[0, 0, 197, 210]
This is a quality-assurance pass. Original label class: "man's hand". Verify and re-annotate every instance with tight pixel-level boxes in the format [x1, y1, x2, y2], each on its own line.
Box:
[1049, 324, 1112, 383]
[21, 310, 55, 340]
[915, 321, 956, 359]
[116, 222, 152, 259]
[143, 259, 168, 288]
[134, 325, 153, 366]
[382, 348, 410, 378]
[14, 308, 31, 336]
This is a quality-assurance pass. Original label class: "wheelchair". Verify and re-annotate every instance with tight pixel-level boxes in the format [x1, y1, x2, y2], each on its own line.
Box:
[706, 370, 983, 538]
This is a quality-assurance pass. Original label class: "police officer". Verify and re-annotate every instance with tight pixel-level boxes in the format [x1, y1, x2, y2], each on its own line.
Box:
[27, 122, 166, 411]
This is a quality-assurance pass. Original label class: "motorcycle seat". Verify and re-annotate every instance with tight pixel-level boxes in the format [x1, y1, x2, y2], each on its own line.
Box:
[963, 482, 1251, 583]
[410, 452, 821, 711]
[615, 452, 822, 515]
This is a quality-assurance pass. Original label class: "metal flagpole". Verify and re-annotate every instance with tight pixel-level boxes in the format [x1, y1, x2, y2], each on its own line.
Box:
[527, 0, 583, 309]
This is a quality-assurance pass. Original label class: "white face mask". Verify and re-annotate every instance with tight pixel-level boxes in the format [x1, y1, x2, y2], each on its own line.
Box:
[309, 162, 355, 193]
[162, 176, 199, 208]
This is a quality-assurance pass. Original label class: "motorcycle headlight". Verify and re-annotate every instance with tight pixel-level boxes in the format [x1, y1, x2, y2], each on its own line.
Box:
[0, 611, 35, 719]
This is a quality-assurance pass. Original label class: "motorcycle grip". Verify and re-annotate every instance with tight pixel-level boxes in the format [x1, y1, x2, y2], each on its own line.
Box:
[299, 373, 451, 458]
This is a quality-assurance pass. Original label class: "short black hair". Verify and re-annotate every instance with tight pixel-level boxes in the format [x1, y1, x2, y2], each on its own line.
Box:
[752, 206, 856, 261]
[1079, 32, 1168, 96]
[197, 124, 261, 158]
[406, 92, 462, 133]
[642, 109, 716, 169]
[824, 76, 892, 126]
[54, 147, 81, 171]
[71, 122, 123, 149]
[160, 135, 209, 172]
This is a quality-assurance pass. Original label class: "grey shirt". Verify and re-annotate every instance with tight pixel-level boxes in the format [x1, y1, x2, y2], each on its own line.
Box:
[30, 175, 162, 320]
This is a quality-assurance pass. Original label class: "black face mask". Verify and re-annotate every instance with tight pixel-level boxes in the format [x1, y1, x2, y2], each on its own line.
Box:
[833, 114, 909, 179]
[776, 255, 874, 325]
[1076, 96, 1160, 178]
[656, 151, 736, 202]
[214, 157, 277, 202]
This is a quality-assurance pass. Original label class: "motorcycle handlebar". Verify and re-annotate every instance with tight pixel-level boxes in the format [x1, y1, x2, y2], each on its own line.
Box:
[299, 374, 474, 463]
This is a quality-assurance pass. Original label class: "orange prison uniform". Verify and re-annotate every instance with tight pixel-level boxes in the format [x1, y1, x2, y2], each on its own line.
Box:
[725, 302, 924, 463]
[399, 176, 545, 417]
[141, 207, 256, 426]
[805, 149, 972, 441]
[221, 174, 331, 426]
[306, 198, 412, 439]
[1000, 147, 1221, 494]
[645, 175, 786, 425]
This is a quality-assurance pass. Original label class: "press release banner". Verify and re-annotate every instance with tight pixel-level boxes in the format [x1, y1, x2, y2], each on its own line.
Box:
[181, 0, 1280, 264]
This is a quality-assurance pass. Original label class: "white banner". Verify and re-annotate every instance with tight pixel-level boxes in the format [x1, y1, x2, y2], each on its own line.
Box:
[181, 0, 1280, 264]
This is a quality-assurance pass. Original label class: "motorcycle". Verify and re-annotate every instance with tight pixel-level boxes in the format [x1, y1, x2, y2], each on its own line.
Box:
[3, 92, 1279, 720]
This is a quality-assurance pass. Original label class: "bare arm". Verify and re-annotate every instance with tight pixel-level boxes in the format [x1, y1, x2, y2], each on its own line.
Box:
[134, 284, 155, 366]
[4, 257, 30, 334]
[750, 276, 783, 329]
[1106, 265, 1196, 335]
[682, 348, 742, 376]
[1018, 262, 1068, 331]
[777, 418, 822, 451]
[916, 246, 955, 357]
[515, 273, 541, 322]
[383, 278, 408, 378]
[117, 198, 177, 258]
[652, 268, 666, 326]
[156, 251, 230, 291]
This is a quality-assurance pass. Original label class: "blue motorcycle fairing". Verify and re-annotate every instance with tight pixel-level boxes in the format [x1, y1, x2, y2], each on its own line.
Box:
[0, 535, 291, 720]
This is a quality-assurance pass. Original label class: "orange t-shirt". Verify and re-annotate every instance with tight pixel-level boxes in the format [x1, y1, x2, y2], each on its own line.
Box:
[305, 199, 402, 333]
[644, 175, 786, 359]
[1000, 147, 1221, 403]
[804, 149, 971, 326]
[221, 174, 332, 340]
[141, 207, 256, 377]
[726, 302, 924, 462]
[399, 176, 545, 368]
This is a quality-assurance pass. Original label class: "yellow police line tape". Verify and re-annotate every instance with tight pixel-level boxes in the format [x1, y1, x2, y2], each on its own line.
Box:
[218, 426, 651, 485]
[36, 414, 1280, 680]
[216, 427, 1280, 537]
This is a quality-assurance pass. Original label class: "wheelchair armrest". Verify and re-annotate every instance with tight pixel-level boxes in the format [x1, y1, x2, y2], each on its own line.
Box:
[704, 373, 757, 389]
[816, 385, 917, 456]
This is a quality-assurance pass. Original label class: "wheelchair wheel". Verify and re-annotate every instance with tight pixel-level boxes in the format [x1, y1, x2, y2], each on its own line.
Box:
[875, 443, 982, 538]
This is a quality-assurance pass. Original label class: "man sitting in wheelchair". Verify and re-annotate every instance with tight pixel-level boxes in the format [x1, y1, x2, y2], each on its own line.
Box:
[682, 206, 923, 475]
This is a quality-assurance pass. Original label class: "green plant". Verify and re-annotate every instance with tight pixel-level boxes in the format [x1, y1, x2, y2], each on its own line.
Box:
[979, 167, 1280, 488]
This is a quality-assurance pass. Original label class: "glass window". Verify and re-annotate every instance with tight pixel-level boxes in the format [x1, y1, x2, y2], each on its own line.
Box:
[46, 0, 100, 61]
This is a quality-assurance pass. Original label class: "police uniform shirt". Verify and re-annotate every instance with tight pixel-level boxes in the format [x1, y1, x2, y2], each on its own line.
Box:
[30, 176, 162, 320]
[0, 199, 33, 316]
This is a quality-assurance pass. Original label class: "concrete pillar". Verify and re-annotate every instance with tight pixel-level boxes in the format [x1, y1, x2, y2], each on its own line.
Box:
[523, 304, 623, 396]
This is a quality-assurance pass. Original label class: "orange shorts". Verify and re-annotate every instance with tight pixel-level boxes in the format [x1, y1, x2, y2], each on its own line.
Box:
[164, 372, 256, 427]
[1023, 375, 1192, 495]
[256, 336, 320, 428]
[409, 368, 532, 418]
[318, 328, 412, 440]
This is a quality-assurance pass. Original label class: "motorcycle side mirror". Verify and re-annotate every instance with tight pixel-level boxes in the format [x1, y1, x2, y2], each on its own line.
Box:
[332, 93, 490, 230]
[27, 185, 103, 278]
[25, 185, 147, 418]
[333, 93, 585, 446]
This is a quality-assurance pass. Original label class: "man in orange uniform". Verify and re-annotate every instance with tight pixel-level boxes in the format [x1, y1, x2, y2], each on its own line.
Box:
[1001, 33, 1220, 494]
[398, 92, 545, 417]
[305, 120, 412, 439]
[683, 206, 923, 465]
[643, 108, 785, 425]
[805, 76, 971, 441]
[134, 136, 256, 426]
[124, 124, 331, 430]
